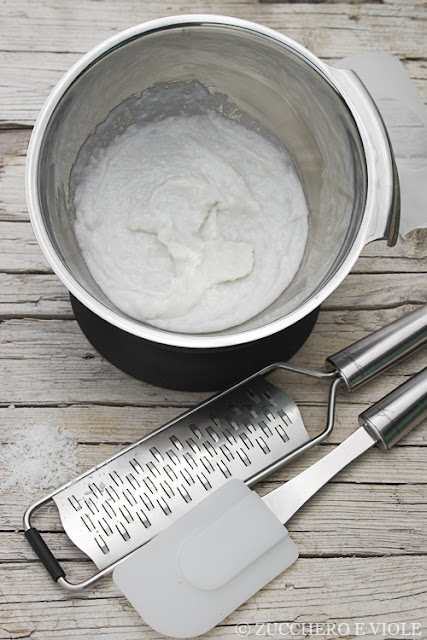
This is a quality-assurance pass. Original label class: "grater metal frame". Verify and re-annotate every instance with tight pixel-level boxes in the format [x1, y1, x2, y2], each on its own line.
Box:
[24, 362, 340, 591]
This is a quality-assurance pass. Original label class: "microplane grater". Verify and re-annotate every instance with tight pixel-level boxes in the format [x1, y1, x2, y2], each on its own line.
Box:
[24, 305, 427, 590]
[52, 376, 308, 570]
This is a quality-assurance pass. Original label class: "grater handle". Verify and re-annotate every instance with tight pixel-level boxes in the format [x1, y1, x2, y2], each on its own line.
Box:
[360, 366, 427, 450]
[24, 497, 123, 591]
[24, 527, 65, 582]
[327, 305, 427, 390]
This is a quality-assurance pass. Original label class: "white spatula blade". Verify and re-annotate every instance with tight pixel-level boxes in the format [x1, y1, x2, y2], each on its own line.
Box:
[113, 479, 298, 638]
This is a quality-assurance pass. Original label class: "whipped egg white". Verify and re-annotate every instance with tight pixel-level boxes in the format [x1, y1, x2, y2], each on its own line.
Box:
[74, 110, 309, 332]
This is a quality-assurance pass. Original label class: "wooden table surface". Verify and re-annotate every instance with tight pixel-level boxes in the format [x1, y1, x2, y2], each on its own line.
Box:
[1, 1, 426, 639]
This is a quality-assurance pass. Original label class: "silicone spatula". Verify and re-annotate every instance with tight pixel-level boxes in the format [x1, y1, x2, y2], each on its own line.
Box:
[113, 367, 427, 638]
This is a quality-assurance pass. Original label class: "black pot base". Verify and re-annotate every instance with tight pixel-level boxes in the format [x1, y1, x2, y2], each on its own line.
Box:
[70, 294, 320, 391]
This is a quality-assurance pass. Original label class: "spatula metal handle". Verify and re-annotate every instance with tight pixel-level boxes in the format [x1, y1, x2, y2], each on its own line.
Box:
[360, 366, 427, 449]
[327, 305, 427, 390]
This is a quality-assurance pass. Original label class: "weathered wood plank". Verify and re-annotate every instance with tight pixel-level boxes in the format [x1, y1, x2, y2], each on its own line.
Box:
[1, 273, 426, 318]
[4, 464, 427, 564]
[2, 220, 426, 274]
[261, 0, 382, 3]
[0, 52, 79, 128]
[1, 55, 425, 128]
[1, 403, 426, 446]
[0, 274, 73, 318]
[5, 477, 427, 564]
[326, 273, 427, 308]
[0, 304, 426, 372]
[1, 308, 427, 406]
[0, 222, 51, 272]
[0, 130, 29, 222]
[2, 457, 427, 554]
[0, 0, 425, 54]
[358, 229, 427, 273]
[0, 556, 426, 640]
[2, 437, 427, 499]
[0, 5, 425, 126]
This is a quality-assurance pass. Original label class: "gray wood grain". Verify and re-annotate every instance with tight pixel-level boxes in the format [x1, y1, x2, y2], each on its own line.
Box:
[0, 556, 426, 640]
[0, 3, 426, 126]
[1, 1, 426, 637]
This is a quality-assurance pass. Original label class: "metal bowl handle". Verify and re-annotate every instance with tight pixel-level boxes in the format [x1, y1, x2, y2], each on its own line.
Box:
[328, 66, 400, 247]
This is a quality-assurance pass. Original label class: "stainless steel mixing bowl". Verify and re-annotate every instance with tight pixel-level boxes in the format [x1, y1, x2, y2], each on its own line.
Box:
[26, 15, 399, 389]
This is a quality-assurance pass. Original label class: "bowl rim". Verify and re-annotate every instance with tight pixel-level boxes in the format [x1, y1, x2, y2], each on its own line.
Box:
[26, 14, 395, 349]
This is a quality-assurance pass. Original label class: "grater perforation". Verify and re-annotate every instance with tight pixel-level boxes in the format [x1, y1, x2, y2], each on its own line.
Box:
[51, 377, 309, 570]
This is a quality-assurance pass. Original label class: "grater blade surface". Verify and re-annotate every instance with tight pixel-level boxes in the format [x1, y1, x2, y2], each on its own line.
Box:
[53, 377, 309, 569]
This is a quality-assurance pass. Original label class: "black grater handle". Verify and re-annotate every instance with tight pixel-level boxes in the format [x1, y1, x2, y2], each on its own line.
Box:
[25, 527, 65, 582]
